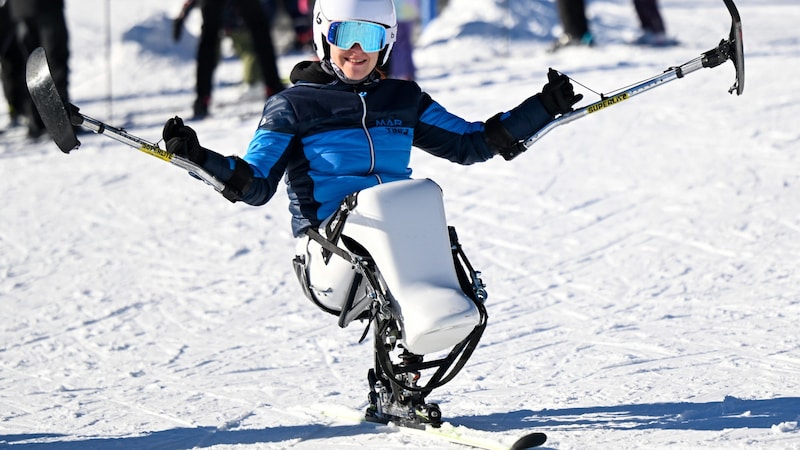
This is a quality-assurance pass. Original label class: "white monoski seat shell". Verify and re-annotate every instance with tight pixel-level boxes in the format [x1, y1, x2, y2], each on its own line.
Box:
[344, 179, 481, 355]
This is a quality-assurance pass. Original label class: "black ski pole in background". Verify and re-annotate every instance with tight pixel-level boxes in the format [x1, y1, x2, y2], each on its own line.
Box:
[104, 0, 113, 120]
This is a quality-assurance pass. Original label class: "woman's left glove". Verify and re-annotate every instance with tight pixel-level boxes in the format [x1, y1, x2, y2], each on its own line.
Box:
[163, 116, 208, 166]
[485, 68, 584, 160]
[539, 68, 583, 117]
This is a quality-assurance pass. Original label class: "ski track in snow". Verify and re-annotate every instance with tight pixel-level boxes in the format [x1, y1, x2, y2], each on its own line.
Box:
[2, 0, 800, 449]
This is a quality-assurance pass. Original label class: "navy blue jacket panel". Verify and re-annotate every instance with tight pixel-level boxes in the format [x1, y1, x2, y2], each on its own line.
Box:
[220, 62, 551, 237]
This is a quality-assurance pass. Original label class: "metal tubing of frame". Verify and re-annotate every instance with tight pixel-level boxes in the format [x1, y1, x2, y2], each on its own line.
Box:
[522, 56, 707, 149]
[77, 113, 227, 192]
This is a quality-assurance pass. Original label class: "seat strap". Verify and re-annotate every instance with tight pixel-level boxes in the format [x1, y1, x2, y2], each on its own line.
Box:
[305, 228, 353, 263]
[318, 192, 359, 263]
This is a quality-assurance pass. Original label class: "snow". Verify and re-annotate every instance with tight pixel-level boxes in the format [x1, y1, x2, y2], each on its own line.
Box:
[2, 0, 799, 448]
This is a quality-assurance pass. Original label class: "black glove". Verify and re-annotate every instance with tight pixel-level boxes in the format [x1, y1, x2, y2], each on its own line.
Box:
[539, 68, 583, 117]
[163, 116, 208, 165]
[172, 17, 184, 42]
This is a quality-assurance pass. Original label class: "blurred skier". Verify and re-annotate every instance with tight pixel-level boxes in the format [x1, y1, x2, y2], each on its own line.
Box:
[0, 0, 26, 130]
[551, 0, 676, 51]
[385, 0, 418, 80]
[631, 0, 677, 46]
[173, 0, 276, 100]
[281, 0, 313, 54]
[8, 0, 71, 138]
[550, 0, 594, 52]
[176, 0, 285, 119]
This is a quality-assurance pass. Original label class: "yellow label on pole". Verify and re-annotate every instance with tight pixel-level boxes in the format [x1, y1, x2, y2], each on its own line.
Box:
[587, 93, 630, 114]
[139, 143, 173, 162]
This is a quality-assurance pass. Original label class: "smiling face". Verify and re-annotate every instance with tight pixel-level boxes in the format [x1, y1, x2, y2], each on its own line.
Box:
[329, 43, 380, 82]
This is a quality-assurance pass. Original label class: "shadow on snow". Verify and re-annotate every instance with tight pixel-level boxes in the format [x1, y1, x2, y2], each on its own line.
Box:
[451, 396, 800, 432]
[3, 396, 797, 448]
[0, 423, 385, 449]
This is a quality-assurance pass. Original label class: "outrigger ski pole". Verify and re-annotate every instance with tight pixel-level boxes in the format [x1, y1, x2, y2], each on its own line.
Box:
[519, 0, 745, 152]
[26, 0, 744, 178]
[24, 47, 225, 193]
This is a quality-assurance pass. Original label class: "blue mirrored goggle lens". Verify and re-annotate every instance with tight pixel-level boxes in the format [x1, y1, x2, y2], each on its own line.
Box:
[327, 21, 387, 52]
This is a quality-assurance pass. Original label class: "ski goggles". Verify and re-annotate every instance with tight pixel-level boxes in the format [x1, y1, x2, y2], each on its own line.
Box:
[326, 20, 390, 52]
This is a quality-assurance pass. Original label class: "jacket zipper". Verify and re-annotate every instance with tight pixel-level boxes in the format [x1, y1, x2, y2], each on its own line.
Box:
[357, 91, 379, 180]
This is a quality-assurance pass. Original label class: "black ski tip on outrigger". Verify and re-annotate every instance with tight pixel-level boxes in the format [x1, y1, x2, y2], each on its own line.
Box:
[723, 0, 745, 95]
[697, 0, 744, 95]
[25, 47, 80, 153]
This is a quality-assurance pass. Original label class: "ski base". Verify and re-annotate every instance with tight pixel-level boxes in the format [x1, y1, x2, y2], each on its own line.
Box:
[314, 403, 547, 450]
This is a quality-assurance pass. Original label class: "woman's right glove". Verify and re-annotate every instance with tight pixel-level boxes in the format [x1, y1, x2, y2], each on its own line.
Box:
[161, 116, 254, 203]
[163, 116, 208, 166]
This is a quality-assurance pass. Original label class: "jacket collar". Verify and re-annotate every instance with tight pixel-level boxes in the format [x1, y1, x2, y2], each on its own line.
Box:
[290, 60, 380, 88]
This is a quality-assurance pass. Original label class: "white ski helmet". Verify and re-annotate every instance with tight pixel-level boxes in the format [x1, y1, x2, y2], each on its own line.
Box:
[313, 0, 398, 66]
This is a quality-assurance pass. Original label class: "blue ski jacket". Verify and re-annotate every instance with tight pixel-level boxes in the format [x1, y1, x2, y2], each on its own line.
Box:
[206, 61, 554, 237]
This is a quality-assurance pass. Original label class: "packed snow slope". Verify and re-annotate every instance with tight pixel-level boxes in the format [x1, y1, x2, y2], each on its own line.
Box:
[2, 0, 800, 448]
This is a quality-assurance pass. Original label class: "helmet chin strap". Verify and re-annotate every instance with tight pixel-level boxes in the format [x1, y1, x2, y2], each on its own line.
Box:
[322, 59, 375, 85]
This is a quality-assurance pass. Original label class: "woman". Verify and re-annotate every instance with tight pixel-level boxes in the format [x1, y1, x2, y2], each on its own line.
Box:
[163, 0, 581, 424]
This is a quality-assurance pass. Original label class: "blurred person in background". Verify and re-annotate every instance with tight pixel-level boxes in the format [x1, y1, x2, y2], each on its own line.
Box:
[631, 0, 677, 47]
[8, 0, 71, 139]
[385, 0, 418, 80]
[551, 0, 675, 52]
[173, 0, 276, 100]
[550, 0, 594, 52]
[0, 0, 26, 131]
[174, 0, 285, 119]
[281, 0, 313, 54]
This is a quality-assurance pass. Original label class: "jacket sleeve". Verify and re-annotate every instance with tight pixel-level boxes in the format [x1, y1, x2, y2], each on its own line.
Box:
[413, 92, 553, 163]
[199, 95, 296, 205]
[413, 94, 496, 165]
[484, 93, 554, 160]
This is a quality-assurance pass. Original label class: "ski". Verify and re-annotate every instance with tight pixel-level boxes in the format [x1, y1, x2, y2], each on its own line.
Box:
[313, 403, 547, 450]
